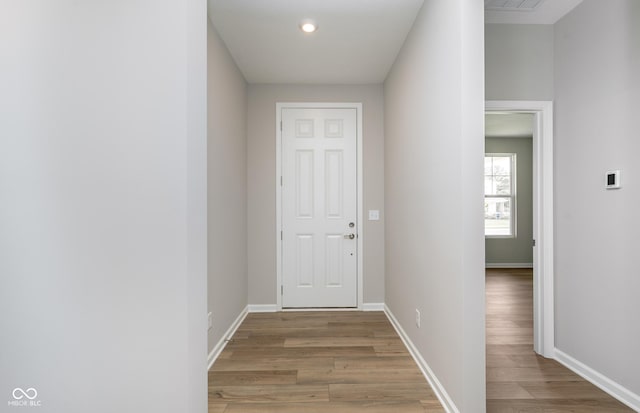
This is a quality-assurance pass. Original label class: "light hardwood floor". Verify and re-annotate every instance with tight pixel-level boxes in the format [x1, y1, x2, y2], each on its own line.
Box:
[209, 311, 445, 412]
[208, 270, 633, 412]
[486, 268, 632, 412]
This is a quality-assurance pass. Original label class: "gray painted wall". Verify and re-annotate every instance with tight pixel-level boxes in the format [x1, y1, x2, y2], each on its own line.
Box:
[485, 24, 554, 101]
[384, 0, 485, 411]
[0, 1, 207, 411]
[247, 84, 385, 305]
[555, 0, 640, 396]
[207, 20, 248, 354]
[485, 138, 533, 265]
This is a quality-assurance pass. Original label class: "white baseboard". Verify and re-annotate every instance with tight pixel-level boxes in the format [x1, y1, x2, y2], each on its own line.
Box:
[207, 306, 248, 371]
[362, 302, 385, 311]
[384, 305, 459, 413]
[485, 262, 533, 268]
[554, 349, 640, 411]
[247, 304, 278, 313]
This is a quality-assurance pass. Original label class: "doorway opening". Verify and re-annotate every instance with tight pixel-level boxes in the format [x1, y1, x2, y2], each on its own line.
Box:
[485, 101, 554, 357]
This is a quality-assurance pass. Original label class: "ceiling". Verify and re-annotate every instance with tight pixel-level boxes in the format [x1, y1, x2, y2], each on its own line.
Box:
[485, 0, 583, 24]
[485, 113, 534, 138]
[207, 0, 424, 84]
[207, 0, 584, 84]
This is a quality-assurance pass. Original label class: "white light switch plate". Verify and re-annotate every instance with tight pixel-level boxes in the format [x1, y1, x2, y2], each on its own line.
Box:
[368, 210, 380, 221]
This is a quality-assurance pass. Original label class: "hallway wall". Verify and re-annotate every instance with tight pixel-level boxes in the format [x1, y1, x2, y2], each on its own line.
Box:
[247, 84, 385, 306]
[485, 24, 554, 101]
[207, 19, 248, 355]
[554, 0, 640, 401]
[0, 1, 207, 411]
[384, 0, 485, 411]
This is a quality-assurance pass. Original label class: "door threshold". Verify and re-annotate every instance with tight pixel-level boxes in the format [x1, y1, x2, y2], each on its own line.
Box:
[281, 307, 358, 312]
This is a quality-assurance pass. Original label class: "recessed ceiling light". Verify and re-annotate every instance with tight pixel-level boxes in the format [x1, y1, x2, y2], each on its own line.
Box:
[299, 19, 317, 33]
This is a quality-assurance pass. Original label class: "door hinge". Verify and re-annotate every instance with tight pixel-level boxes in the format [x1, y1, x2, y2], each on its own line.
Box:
[281, 231, 283, 240]
[281, 285, 283, 295]
[280, 121, 283, 131]
[533, 239, 536, 247]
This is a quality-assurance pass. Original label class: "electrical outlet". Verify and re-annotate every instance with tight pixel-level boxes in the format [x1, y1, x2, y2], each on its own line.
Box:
[415, 309, 420, 328]
[207, 312, 213, 330]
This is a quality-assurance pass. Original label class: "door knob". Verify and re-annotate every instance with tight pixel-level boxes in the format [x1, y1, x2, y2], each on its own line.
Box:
[344, 234, 355, 240]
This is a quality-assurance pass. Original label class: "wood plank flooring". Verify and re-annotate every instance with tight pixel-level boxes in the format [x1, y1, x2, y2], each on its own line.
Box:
[209, 311, 445, 412]
[208, 270, 633, 412]
[486, 268, 633, 412]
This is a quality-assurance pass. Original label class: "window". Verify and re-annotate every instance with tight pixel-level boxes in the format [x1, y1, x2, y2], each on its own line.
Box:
[485, 154, 516, 237]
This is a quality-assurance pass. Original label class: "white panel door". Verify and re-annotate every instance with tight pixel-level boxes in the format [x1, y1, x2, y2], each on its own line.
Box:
[281, 108, 357, 308]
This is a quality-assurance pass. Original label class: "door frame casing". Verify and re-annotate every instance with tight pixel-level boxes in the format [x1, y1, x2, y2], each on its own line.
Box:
[276, 102, 364, 310]
[485, 100, 555, 358]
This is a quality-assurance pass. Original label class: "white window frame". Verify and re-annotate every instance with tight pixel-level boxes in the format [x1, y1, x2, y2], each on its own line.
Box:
[484, 153, 517, 238]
